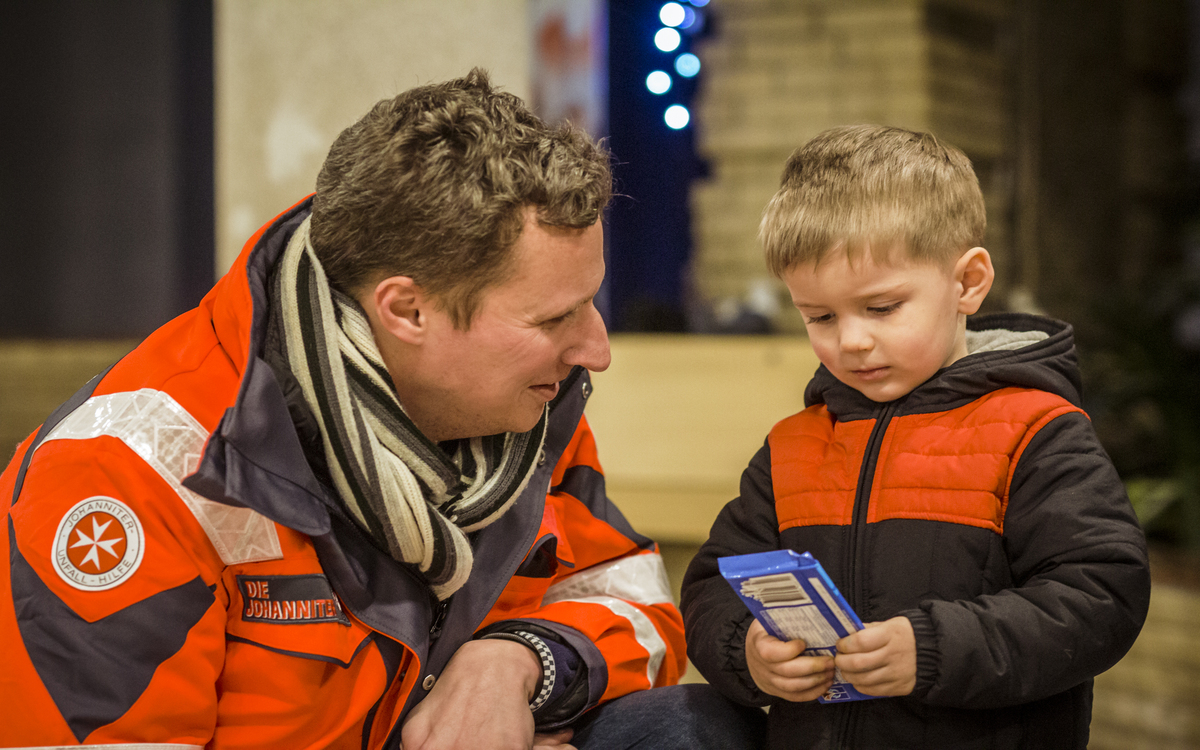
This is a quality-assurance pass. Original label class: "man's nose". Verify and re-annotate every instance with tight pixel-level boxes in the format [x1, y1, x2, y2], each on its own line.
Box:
[565, 304, 612, 372]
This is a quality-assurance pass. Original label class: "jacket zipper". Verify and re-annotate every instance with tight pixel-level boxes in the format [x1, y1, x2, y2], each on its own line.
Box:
[379, 599, 451, 749]
[428, 598, 450, 642]
[833, 400, 898, 750]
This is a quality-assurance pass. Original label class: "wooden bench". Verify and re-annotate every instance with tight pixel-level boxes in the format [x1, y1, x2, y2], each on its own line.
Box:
[0, 340, 136, 462]
[586, 334, 821, 543]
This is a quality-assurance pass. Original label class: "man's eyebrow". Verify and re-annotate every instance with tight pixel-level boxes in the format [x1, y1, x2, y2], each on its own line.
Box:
[537, 295, 592, 322]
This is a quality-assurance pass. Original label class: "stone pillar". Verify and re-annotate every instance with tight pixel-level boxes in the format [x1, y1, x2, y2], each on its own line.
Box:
[214, 0, 531, 273]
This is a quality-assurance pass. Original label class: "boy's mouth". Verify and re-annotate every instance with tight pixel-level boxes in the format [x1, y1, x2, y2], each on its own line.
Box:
[851, 366, 889, 382]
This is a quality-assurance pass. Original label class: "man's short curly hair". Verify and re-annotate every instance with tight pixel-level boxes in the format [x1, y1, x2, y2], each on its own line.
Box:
[310, 68, 612, 328]
[760, 124, 985, 276]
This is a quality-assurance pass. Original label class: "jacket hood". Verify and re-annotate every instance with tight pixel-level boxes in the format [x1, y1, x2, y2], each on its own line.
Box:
[805, 312, 1083, 420]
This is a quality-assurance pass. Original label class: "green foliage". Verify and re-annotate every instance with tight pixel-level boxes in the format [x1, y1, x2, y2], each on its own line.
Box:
[1080, 267, 1200, 549]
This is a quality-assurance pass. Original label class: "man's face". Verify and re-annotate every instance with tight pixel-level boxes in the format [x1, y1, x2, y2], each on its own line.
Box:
[781, 250, 968, 403]
[396, 211, 610, 441]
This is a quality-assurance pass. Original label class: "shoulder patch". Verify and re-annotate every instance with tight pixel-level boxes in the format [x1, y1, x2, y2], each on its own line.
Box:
[53, 496, 145, 591]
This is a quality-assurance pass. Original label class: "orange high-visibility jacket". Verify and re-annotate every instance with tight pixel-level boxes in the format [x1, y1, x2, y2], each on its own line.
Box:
[0, 199, 685, 749]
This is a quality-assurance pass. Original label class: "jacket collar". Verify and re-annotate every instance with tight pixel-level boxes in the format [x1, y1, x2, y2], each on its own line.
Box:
[183, 197, 333, 536]
[805, 312, 1083, 421]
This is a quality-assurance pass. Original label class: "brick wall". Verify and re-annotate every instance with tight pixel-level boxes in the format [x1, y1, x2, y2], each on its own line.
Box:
[1090, 549, 1200, 749]
[691, 0, 1015, 331]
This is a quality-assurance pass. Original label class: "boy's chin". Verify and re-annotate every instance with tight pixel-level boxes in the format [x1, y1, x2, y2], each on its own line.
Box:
[838, 376, 918, 404]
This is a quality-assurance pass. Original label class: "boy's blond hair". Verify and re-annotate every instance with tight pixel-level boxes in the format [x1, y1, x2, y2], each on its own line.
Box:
[760, 124, 985, 276]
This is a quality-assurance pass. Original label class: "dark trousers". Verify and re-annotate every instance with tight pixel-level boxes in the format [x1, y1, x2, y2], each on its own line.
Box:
[571, 683, 767, 750]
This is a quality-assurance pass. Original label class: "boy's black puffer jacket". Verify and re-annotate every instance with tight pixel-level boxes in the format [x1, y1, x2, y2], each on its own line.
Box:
[681, 313, 1150, 750]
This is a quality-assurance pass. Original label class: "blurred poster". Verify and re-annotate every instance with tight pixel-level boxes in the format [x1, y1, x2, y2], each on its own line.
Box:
[531, 0, 608, 138]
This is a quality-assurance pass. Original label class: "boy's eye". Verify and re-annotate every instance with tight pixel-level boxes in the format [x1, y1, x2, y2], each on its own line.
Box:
[867, 302, 902, 315]
[804, 313, 834, 325]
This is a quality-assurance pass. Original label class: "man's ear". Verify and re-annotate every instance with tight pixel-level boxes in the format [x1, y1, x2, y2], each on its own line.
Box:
[363, 276, 428, 345]
[955, 247, 995, 315]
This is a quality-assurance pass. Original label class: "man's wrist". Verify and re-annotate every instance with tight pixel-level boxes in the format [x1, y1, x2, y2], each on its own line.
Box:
[510, 631, 556, 711]
[475, 633, 547, 700]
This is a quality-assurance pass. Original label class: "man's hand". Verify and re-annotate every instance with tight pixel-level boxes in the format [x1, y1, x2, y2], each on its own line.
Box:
[401, 638, 575, 750]
[744, 619, 835, 702]
[531, 730, 576, 749]
[834, 616, 917, 697]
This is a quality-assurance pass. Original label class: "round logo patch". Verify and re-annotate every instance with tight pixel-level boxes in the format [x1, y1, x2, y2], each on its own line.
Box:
[53, 496, 145, 591]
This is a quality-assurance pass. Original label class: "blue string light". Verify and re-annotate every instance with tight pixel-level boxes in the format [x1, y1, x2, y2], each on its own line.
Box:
[660, 3, 686, 27]
[654, 27, 681, 52]
[665, 105, 690, 129]
[675, 53, 701, 77]
[646, 70, 672, 94]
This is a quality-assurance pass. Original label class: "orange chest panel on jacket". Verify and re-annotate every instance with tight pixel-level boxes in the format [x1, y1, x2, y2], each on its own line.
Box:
[769, 388, 1083, 535]
[214, 526, 416, 750]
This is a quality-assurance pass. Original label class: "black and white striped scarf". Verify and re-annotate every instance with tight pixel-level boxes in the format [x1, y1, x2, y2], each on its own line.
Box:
[270, 216, 547, 599]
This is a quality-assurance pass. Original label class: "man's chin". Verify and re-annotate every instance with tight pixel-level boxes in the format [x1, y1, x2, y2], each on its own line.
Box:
[480, 406, 548, 439]
[529, 382, 560, 401]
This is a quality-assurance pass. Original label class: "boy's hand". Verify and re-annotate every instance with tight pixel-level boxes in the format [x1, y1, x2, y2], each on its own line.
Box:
[745, 619, 836, 702]
[834, 616, 917, 696]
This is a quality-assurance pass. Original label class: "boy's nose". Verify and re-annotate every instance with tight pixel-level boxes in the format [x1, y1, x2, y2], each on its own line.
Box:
[839, 320, 873, 353]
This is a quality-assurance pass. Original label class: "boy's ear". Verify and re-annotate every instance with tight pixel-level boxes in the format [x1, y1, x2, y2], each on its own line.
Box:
[362, 275, 429, 345]
[955, 247, 994, 315]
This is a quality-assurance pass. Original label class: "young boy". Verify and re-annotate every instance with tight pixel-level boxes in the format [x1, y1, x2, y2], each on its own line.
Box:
[680, 125, 1151, 749]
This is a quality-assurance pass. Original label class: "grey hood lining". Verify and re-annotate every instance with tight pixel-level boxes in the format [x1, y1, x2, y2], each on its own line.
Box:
[966, 328, 1049, 355]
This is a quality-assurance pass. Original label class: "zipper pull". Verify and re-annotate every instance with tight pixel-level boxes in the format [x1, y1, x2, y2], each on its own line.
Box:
[429, 599, 450, 642]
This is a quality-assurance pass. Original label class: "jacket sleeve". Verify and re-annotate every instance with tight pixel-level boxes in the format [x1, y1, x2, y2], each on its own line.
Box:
[679, 440, 780, 707]
[1, 433, 228, 747]
[905, 410, 1152, 708]
[475, 414, 686, 728]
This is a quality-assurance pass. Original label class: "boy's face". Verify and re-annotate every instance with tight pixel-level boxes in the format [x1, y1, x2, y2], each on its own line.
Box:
[782, 250, 976, 403]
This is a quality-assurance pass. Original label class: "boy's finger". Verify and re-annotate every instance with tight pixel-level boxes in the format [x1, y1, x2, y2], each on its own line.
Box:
[833, 651, 865, 674]
[835, 649, 884, 676]
[770, 655, 836, 679]
[756, 637, 807, 663]
[774, 673, 835, 702]
[842, 664, 915, 697]
[837, 622, 887, 654]
[748, 620, 807, 661]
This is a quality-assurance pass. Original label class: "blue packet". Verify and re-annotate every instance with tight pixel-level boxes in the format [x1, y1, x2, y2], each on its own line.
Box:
[718, 549, 876, 703]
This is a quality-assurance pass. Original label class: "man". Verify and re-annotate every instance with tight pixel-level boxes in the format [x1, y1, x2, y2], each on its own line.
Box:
[0, 70, 765, 749]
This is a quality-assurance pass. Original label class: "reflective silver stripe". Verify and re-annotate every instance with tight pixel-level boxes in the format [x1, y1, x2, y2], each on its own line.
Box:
[8, 745, 203, 749]
[543, 552, 674, 605]
[542, 553, 673, 685]
[42, 389, 282, 565]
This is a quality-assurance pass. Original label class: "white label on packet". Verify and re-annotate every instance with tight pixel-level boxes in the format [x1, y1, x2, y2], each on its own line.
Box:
[738, 572, 812, 607]
[763, 605, 841, 648]
[809, 576, 860, 635]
